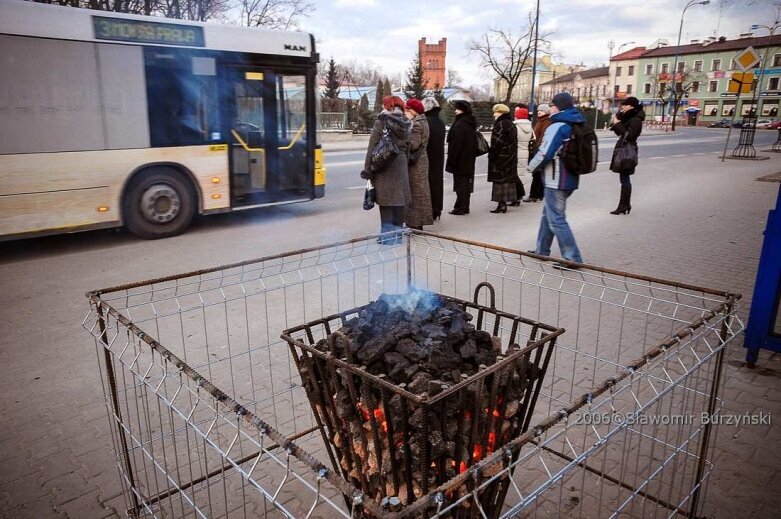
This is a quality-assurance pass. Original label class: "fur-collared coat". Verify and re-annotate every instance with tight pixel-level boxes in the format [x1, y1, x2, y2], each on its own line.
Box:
[364, 110, 412, 206]
[487, 112, 518, 183]
[405, 114, 433, 227]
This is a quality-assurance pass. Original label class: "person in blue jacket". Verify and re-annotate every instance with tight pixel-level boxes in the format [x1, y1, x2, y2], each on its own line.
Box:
[526, 92, 585, 266]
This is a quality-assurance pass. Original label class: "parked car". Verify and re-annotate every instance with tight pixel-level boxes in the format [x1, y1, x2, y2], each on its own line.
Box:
[768, 120, 781, 129]
[707, 118, 731, 128]
[743, 119, 774, 129]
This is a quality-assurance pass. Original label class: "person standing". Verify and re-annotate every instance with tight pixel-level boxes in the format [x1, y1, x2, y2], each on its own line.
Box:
[512, 105, 533, 205]
[445, 100, 478, 215]
[527, 92, 585, 265]
[362, 95, 411, 243]
[487, 104, 519, 213]
[525, 103, 553, 202]
[608, 96, 645, 215]
[423, 97, 446, 221]
[403, 99, 433, 229]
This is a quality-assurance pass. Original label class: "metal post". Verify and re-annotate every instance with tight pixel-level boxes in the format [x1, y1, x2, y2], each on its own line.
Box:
[670, 1, 710, 129]
[528, 0, 541, 118]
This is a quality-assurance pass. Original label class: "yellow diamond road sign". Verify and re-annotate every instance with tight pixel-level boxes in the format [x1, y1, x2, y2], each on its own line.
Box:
[734, 46, 761, 72]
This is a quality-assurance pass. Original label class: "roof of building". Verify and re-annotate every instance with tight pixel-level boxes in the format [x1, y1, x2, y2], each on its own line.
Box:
[641, 34, 781, 58]
[611, 47, 647, 61]
[540, 66, 609, 86]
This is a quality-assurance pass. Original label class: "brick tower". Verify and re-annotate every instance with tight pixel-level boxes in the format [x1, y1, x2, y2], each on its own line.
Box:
[418, 37, 447, 88]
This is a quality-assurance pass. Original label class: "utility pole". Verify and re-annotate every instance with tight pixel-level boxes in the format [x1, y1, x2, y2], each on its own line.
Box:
[528, 0, 541, 121]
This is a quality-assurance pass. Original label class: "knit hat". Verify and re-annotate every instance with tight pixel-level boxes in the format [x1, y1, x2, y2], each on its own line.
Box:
[514, 106, 530, 119]
[551, 92, 575, 110]
[621, 96, 640, 108]
[453, 100, 472, 113]
[422, 97, 439, 112]
[537, 103, 551, 114]
[405, 99, 425, 115]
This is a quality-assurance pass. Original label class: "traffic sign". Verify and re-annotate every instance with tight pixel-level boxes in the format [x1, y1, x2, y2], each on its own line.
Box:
[734, 46, 761, 72]
[756, 67, 781, 75]
[729, 72, 754, 93]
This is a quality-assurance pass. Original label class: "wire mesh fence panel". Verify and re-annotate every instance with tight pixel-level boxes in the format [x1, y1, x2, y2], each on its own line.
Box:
[85, 231, 742, 518]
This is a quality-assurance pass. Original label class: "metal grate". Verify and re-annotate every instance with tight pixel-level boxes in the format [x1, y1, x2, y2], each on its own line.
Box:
[84, 230, 742, 518]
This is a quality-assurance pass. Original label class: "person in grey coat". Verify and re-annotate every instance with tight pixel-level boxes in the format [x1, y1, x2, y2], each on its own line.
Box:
[403, 99, 433, 229]
[362, 95, 412, 243]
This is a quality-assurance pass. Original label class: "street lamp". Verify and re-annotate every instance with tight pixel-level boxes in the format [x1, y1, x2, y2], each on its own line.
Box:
[669, 0, 710, 122]
[610, 41, 635, 114]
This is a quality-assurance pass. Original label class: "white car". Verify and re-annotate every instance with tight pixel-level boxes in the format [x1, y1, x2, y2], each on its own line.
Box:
[744, 119, 774, 129]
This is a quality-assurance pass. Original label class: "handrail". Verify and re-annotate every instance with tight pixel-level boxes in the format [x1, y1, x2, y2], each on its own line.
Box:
[230, 124, 306, 153]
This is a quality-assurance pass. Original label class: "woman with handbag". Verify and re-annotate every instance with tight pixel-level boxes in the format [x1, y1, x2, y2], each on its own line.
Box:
[525, 103, 553, 202]
[608, 96, 645, 215]
[362, 95, 412, 243]
[403, 99, 433, 230]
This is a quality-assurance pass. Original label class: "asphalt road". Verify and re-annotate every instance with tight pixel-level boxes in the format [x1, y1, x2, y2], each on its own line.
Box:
[323, 127, 780, 194]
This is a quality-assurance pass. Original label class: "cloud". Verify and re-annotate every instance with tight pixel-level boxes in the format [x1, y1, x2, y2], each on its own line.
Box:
[302, 0, 776, 88]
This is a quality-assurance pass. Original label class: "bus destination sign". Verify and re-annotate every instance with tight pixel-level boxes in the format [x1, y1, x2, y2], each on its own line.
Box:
[93, 16, 205, 47]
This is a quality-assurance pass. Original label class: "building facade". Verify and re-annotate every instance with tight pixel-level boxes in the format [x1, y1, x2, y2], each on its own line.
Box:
[419, 37, 447, 89]
[538, 67, 610, 108]
[635, 34, 781, 124]
[493, 55, 579, 103]
[609, 46, 647, 111]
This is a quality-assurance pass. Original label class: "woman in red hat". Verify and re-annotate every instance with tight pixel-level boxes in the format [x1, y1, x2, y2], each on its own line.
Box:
[403, 99, 433, 229]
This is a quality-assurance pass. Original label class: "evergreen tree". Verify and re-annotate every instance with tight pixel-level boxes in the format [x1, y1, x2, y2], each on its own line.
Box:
[323, 57, 341, 99]
[374, 78, 385, 111]
[383, 78, 392, 98]
[404, 51, 427, 100]
[431, 83, 447, 108]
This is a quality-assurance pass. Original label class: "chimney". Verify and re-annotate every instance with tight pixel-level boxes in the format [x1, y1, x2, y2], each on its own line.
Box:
[718, 36, 727, 42]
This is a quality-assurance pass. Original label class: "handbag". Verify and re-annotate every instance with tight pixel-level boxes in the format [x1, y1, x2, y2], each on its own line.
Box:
[475, 130, 489, 156]
[370, 126, 401, 173]
[610, 137, 638, 173]
[363, 180, 376, 210]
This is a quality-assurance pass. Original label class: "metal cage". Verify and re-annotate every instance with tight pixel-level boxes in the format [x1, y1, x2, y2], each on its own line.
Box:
[84, 230, 742, 518]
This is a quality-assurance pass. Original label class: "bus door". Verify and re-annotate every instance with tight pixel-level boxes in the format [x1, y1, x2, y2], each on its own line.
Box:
[226, 67, 311, 206]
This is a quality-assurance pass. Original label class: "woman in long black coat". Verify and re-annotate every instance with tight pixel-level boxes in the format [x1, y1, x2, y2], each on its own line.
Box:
[423, 97, 446, 220]
[608, 96, 645, 215]
[487, 104, 518, 213]
[445, 100, 479, 215]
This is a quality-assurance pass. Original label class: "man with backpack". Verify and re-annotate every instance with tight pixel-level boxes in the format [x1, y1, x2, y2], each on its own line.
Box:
[527, 92, 587, 267]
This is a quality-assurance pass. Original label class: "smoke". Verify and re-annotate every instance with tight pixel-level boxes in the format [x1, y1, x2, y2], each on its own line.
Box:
[378, 287, 442, 315]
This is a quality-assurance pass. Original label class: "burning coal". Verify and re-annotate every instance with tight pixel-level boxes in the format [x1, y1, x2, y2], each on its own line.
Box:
[286, 288, 554, 516]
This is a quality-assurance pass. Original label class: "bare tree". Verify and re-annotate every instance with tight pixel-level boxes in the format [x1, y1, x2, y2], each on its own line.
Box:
[652, 67, 704, 130]
[467, 13, 551, 105]
[468, 83, 493, 102]
[238, 0, 313, 29]
[32, 0, 233, 20]
[335, 60, 383, 86]
[447, 68, 463, 87]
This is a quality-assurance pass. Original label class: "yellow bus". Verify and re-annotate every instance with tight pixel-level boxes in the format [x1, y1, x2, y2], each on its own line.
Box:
[0, 0, 325, 240]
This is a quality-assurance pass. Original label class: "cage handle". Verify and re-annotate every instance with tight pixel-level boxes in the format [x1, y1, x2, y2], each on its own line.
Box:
[473, 282, 496, 309]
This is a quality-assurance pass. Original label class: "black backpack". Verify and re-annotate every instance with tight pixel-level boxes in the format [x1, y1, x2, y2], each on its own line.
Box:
[559, 123, 598, 175]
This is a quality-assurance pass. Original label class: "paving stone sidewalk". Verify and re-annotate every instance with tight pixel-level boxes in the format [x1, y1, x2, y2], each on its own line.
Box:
[0, 148, 779, 518]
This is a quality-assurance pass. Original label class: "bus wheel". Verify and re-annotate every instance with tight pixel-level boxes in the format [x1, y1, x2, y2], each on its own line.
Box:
[123, 168, 196, 239]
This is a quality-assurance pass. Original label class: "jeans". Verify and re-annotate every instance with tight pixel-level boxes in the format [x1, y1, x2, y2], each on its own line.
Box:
[619, 173, 632, 188]
[535, 187, 584, 263]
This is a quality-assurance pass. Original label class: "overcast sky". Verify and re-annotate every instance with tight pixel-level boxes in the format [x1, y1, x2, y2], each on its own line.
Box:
[299, 0, 775, 87]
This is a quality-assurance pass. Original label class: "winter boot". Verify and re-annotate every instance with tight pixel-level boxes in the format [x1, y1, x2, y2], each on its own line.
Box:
[610, 186, 632, 215]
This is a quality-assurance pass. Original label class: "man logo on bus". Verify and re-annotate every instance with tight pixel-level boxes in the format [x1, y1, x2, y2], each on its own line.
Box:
[284, 44, 306, 52]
